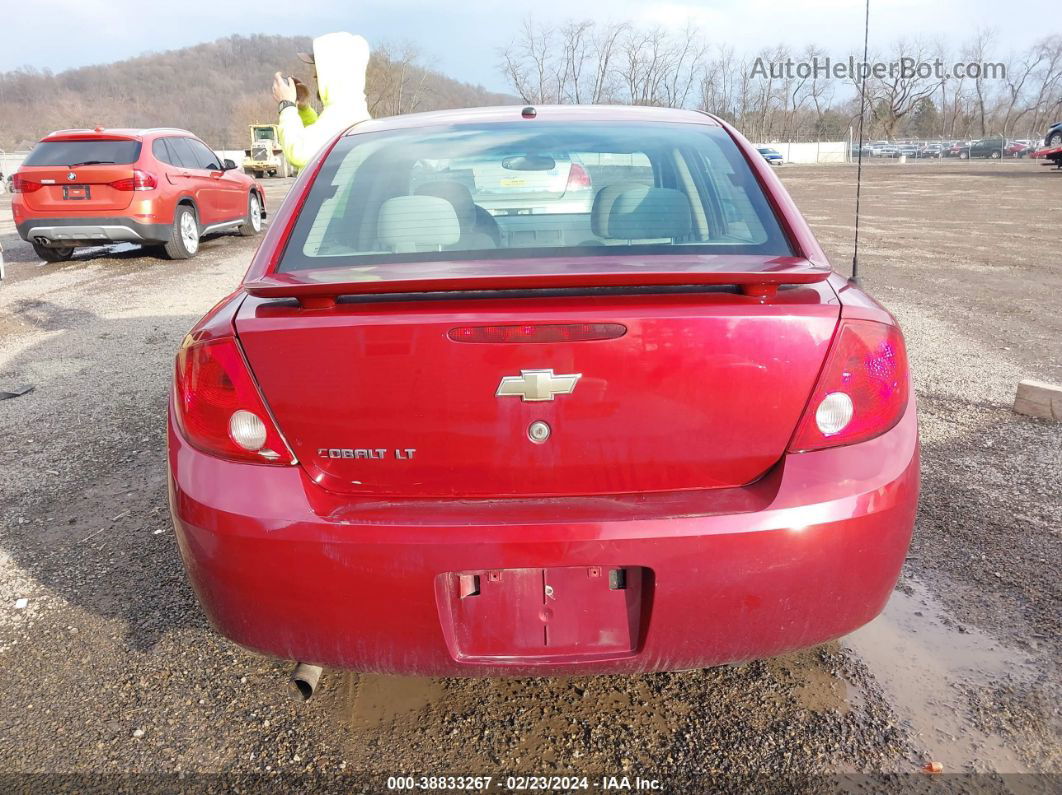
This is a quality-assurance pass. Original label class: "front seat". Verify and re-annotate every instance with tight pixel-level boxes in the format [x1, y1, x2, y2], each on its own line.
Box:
[415, 180, 500, 249]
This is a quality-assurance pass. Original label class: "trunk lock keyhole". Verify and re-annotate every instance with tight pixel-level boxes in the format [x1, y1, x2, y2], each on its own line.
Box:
[528, 420, 551, 444]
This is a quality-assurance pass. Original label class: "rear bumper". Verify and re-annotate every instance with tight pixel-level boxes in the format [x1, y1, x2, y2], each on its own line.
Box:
[17, 217, 170, 247]
[168, 402, 919, 676]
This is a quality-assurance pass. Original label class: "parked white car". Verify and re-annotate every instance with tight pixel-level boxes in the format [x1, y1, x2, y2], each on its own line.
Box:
[868, 141, 899, 157]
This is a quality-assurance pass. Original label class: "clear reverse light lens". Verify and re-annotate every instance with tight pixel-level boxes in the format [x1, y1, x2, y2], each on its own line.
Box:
[228, 409, 268, 451]
[815, 392, 854, 435]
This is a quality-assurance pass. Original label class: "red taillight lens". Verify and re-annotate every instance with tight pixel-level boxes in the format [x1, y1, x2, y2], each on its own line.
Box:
[110, 170, 157, 191]
[789, 320, 909, 452]
[448, 323, 626, 343]
[173, 336, 294, 465]
[11, 174, 42, 193]
[566, 163, 591, 190]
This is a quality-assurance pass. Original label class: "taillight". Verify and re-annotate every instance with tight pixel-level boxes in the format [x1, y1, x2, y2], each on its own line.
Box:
[566, 163, 591, 190]
[110, 170, 157, 191]
[789, 320, 909, 452]
[173, 336, 294, 465]
[448, 323, 626, 343]
[11, 174, 42, 193]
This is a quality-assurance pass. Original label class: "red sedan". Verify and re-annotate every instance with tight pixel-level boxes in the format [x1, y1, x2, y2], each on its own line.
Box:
[168, 105, 917, 678]
[11, 127, 264, 261]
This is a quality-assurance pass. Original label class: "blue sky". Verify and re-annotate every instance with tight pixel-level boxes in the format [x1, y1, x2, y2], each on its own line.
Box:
[0, 0, 1049, 92]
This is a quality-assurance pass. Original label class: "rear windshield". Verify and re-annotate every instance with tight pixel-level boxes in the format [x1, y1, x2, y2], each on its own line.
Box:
[24, 139, 142, 167]
[279, 121, 792, 273]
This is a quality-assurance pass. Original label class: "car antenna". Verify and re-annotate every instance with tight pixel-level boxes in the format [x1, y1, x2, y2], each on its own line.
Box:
[851, 0, 871, 286]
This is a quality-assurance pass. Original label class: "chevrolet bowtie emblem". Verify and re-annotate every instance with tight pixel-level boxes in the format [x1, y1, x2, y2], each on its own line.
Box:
[496, 369, 582, 402]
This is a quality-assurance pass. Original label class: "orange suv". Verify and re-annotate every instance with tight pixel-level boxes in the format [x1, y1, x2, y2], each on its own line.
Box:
[11, 127, 265, 261]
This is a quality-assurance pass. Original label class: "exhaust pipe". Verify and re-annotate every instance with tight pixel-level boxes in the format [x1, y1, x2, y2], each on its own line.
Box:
[289, 662, 323, 701]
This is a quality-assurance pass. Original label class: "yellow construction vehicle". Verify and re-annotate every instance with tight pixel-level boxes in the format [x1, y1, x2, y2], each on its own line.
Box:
[243, 124, 292, 178]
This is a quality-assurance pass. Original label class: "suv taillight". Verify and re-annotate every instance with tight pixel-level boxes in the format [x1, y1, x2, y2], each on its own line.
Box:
[110, 170, 157, 191]
[11, 174, 42, 193]
[173, 335, 294, 465]
[788, 320, 909, 452]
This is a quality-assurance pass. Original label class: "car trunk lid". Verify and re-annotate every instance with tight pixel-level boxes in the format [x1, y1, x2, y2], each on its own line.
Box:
[19, 164, 139, 212]
[235, 269, 839, 498]
[18, 136, 142, 212]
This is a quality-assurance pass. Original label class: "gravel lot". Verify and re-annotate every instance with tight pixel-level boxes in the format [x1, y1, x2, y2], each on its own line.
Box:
[0, 160, 1059, 791]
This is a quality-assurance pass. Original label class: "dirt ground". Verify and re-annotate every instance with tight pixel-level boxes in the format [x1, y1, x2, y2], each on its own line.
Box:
[0, 160, 1059, 792]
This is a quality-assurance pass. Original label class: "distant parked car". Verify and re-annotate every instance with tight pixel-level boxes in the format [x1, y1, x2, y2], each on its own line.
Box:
[896, 144, 919, 158]
[416, 152, 597, 218]
[11, 127, 265, 261]
[1005, 141, 1031, 158]
[1044, 122, 1062, 148]
[868, 142, 899, 157]
[919, 143, 943, 158]
[757, 147, 784, 165]
[943, 141, 971, 158]
[957, 137, 1008, 159]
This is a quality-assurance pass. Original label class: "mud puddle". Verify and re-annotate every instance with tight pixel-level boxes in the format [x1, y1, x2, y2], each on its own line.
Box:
[845, 576, 1040, 773]
[341, 673, 447, 731]
[322, 577, 1049, 775]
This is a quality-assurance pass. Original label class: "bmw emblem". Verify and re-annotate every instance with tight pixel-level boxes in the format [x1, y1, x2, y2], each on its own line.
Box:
[67, 172, 77, 181]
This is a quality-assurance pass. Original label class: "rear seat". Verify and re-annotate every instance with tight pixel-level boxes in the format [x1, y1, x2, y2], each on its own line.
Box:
[414, 181, 501, 249]
[376, 195, 461, 253]
[591, 184, 692, 243]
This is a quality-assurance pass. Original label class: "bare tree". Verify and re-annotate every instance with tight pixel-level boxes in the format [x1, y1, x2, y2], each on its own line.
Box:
[1023, 35, 1062, 135]
[698, 44, 739, 120]
[498, 18, 1060, 143]
[802, 45, 836, 137]
[368, 42, 432, 116]
[555, 20, 592, 103]
[662, 20, 707, 108]
[964, 29, 995, 135]
[864, 39, 943, 139]
[589, 21, 627, 102]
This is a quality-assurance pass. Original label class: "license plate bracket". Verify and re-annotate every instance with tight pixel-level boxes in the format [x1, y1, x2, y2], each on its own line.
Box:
[437, 566, 649, 662]
[63, 185, 90, 200]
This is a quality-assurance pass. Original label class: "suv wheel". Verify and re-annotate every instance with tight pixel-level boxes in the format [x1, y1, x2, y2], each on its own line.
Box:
[31, 242, 75, 262]
[238, 192, 263, 237]
[958, 151, 969, 160]
[989, 150, 1001, 159]
[164, 205, 199, 259]
[1049, 132, 1062, 147]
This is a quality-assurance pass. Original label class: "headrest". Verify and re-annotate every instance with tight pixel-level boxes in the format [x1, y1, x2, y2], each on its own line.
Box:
[414, 181, 475, 228]
[377, 195, 460, 252]
[591, 185, 692, 240]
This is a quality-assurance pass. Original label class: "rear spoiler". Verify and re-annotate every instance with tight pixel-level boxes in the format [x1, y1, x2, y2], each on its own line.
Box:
[244, 255, 832, 307]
